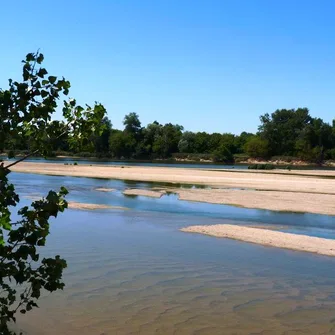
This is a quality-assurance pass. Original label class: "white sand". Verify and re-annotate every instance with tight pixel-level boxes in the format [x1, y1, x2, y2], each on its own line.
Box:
[95, 188, 116, 192]
[123, 188, 165, 198]
[23, 196, 128, 211]
[68, 201, 128, 211]
[181, 224, 335, 257]
[172, 188, 335, 215]
[8, 162, 335, 215]
[8, 162, 335, 192]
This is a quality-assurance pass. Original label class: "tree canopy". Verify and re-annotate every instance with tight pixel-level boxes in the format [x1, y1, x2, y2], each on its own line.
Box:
[2, 66, 335, 164]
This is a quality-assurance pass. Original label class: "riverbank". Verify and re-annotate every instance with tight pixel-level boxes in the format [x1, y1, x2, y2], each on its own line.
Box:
[7, 162, 335, 215]
[181, 224, 335, 257]
[2, 153, 335, 168]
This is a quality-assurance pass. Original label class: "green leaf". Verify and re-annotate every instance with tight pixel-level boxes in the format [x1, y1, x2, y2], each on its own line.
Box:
[37, 68, 48, 78]
[48, 76, 57, 84]
[36, 53, 44, 64]
[41, 90, 48, 98]
[26, 53, 35, 62]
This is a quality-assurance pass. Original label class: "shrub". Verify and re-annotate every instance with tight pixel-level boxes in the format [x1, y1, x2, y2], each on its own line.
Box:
[325, 148, 335, 160]
[212, 145, 234, 163]
[244, 137, 269, 158]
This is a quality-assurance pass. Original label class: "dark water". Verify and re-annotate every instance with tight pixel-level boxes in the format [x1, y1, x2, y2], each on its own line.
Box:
[8, 173, 335, 334]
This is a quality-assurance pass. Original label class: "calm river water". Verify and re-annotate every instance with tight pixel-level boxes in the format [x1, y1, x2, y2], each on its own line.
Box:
[9, 172, 335, 334]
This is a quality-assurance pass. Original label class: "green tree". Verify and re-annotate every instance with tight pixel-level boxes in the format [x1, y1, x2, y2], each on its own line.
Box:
[193, 132, 210, 153]
[123, 112, 142, 136]
[259, 108, 312, 156]
[234, 132, 255, 154]
[245, 136, 270, 158]
[219, 133, 237, 154]
[142, 121, 162, 156]
[109, 130, 136, 158]
[0, 52, 106, 334]
[178, 131, 196, 153]
[208, 133, 222, 153]
[152, 123, 183, 158]
[212, 145, 234, 163]
[295, 117, 333, 162]
[94, 116, 112, 154]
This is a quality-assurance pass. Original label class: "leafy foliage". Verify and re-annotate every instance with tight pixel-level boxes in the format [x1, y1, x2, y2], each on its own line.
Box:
[0, 52, 106, 334]
[212, 145, 234, 163]
[244, 136, 270, 158]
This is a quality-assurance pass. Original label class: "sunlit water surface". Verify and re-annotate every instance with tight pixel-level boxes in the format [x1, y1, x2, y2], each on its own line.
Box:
[8, 172, 335, 335]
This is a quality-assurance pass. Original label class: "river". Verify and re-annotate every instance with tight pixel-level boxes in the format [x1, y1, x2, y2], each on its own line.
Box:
[8, 172, 335, 334]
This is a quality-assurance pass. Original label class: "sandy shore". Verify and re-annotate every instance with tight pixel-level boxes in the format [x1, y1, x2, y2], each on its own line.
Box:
[123, 189, 166, 198]
[68, 201, 128, 211]
[22, 195, 128, 211]
[95, 188, 116, 192]
[7, 162, 335, 191]
[171, 188, 335, 215]
[181, 224, 335, 256]
[8, 162, 335, 215]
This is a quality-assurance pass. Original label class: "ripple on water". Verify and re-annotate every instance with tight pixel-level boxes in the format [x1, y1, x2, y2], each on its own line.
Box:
[9, 173, 335, 335]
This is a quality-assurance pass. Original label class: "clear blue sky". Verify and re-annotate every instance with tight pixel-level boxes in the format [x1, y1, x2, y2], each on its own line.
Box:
[1, 0, 334, 134]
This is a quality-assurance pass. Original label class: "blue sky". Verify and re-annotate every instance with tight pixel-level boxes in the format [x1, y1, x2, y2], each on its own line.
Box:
[1, 0, 334, 134]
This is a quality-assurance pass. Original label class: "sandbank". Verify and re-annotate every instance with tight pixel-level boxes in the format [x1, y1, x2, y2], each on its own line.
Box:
[68, 202, 127, 211]
[23, 196, 128, 211]
[8, 162, 335, 192]
[181, 224, 335, 257]
[95, 188, 116, 192]
[171, 188, 335, 215]
[8, 162, 335, 215]
[123, 188, 165, 198]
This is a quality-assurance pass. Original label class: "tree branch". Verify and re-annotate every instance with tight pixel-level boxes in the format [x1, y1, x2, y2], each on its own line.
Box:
[5, 149, 40, 169]
[5, 118, 74, 170]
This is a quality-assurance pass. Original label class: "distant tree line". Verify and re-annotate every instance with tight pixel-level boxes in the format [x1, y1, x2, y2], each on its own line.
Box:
[4, 108, 335, 163]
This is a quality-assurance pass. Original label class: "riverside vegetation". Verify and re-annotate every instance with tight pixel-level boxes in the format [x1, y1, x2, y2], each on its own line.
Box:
[3, 108, 335, 165]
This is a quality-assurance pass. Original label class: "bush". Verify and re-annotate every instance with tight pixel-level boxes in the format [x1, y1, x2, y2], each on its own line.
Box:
[297, 146, 324, 164]
[244, 137, 269, 158]
[325, 148, 335, 160]
[212, 145, 234, 163]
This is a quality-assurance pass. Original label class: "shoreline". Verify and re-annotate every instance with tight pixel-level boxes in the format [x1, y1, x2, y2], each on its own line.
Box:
[123, 189, 166, 198]
[7, 162, 335, 215]
[2, 153, 335, 168]
[181, 224, 335, 257]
